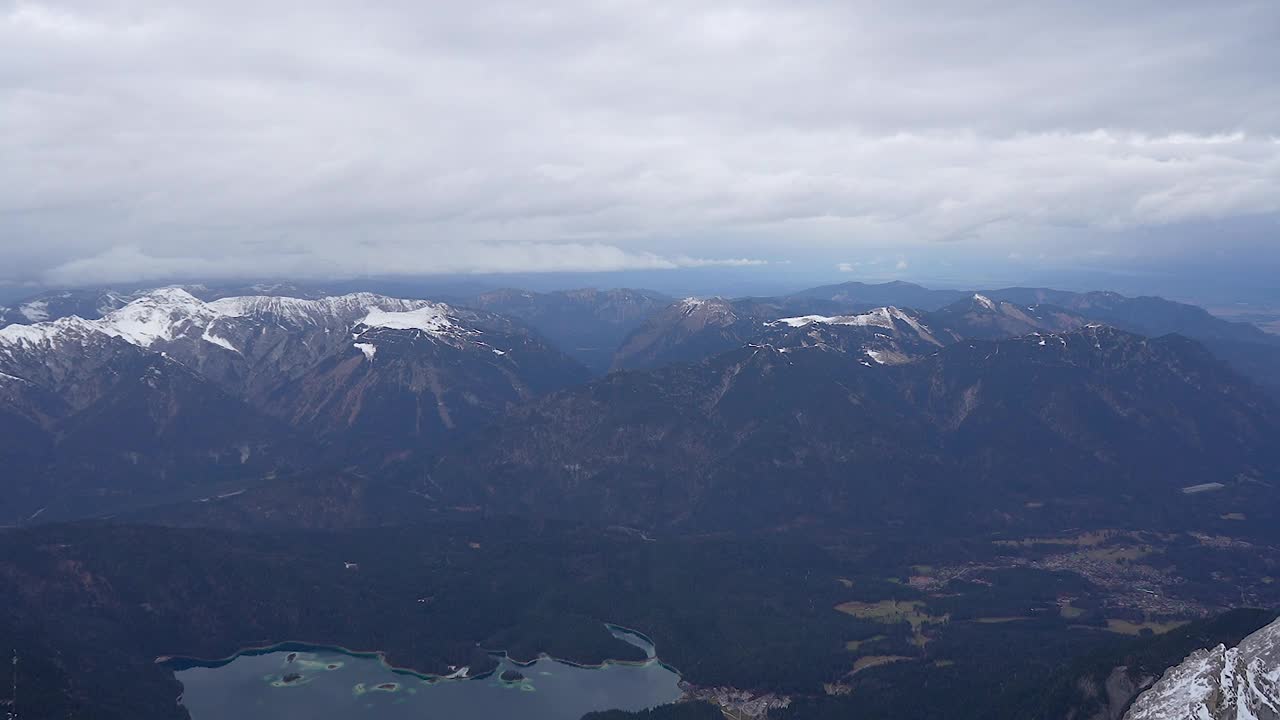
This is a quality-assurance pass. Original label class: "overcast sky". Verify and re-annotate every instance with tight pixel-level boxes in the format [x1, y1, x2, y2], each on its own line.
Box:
[3, 1, 1278, 294]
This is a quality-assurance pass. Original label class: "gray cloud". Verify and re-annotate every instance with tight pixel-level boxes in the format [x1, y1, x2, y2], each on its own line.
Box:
[2, 1, 1278, 286]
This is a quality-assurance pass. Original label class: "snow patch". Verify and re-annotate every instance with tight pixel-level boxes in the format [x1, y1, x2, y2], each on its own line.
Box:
[1181, 482, 1226, 494]
[354, 342, 377, 360]
[360, 305, 458, 335]
[973, 294, 996, 310]
[19, 300, 50, 322]
[208, 292, 432, 326]
[773, 307, 923, 332]
[201, 327, 239, 353]
[773, 315, 835, 327]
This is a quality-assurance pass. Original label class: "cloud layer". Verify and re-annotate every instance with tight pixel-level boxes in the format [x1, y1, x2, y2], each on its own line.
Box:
[3, 1, 1278, 285]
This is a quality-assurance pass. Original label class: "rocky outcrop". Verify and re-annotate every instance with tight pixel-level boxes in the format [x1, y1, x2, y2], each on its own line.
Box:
[1124, 617, 1280, 720]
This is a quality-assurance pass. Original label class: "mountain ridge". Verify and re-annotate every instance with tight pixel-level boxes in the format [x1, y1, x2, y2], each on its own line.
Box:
[421, 324, 1280, 535]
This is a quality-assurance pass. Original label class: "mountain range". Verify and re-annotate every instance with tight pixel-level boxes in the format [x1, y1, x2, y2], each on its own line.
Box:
[609, 285, 1280, 398]
[2, 279, 1278, 532]
[422, 322, 1280, 536]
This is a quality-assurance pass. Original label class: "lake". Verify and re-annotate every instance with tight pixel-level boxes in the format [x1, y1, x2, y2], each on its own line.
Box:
[173, 626, 682, 720]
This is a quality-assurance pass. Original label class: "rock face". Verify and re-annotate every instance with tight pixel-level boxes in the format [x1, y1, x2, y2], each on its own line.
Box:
[1124, 617, 1280, 720]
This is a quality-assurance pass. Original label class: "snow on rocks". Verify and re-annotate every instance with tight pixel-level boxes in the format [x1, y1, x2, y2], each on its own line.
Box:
[771, 307, 920, 331]
[1124, 616, 1280, 720]
[0, 288, 454, 358]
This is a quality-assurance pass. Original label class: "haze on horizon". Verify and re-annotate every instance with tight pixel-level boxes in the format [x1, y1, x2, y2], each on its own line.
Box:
[3, 1, 1278, 300]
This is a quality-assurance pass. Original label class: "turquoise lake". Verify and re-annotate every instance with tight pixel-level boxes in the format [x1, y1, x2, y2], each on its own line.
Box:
[173, 627, 683, 720]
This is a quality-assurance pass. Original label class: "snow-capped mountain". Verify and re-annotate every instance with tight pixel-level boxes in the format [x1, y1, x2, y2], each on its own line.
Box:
[610, 293, 1088, 372]
[0, 287, 561, 396]
[1124, 615, 1280, 720]
[0, 287, 588, 523]
[1, 288, 429, 398]
[763, 306, 951, 365]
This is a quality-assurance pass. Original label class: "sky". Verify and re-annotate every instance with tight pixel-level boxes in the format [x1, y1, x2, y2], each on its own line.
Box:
[3, 1, 1279, 300]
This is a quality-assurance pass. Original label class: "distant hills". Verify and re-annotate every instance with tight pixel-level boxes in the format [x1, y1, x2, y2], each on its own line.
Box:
[608, 282, 1280, 396]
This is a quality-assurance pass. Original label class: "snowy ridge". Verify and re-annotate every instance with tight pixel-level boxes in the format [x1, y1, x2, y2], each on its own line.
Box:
[359, 305, 459, 335]
[19, 299, 50, 322]
[0, 315, 99, 345]
[771, 306, 919, 330]
[759, 306, 949, 365]
[97, 287, 219, 346]
[208, 292, 430, 326]
[770, 307, 939, 344]
[0, 288, 447, 359]
[677, 296, 737, 319]
[0, 315, 107, 356]
[350, 304, 505, 359]
[1124, 616, 1280, 720]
